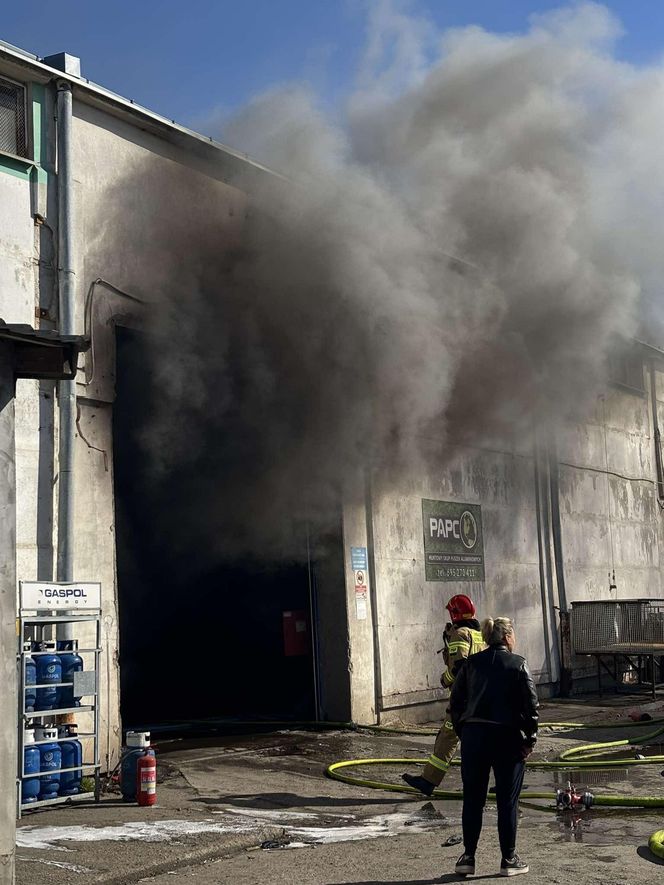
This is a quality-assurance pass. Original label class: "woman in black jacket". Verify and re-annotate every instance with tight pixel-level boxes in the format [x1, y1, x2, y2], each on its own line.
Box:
[449, 617, 539, 878]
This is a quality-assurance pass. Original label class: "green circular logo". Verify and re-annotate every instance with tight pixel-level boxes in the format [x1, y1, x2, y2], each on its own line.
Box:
[460, 511, 478, 549]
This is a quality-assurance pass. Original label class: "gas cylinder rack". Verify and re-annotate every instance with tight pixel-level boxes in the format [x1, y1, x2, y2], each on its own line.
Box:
[16, 581, 102, 817]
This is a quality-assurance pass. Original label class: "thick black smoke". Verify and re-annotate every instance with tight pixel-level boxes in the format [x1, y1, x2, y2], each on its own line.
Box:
[100, 3, 661, 560]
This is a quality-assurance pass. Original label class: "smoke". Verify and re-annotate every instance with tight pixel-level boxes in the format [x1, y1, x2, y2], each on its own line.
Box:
[103, 2, 663, 559]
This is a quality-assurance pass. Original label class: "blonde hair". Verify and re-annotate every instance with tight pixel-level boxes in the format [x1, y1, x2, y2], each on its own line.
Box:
[482, 617, 514, 646]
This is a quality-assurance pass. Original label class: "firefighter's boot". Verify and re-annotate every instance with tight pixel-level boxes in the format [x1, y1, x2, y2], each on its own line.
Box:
[401, 772, 435, 796]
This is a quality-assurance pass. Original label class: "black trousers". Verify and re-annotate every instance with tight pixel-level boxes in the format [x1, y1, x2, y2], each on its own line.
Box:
[460, 723, 525, 858]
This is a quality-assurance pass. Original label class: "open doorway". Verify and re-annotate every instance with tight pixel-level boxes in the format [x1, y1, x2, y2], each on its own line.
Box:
[112, 327, 320, 727]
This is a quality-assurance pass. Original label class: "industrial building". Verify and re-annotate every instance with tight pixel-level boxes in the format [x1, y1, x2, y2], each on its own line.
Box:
[1, 39, 663, 782]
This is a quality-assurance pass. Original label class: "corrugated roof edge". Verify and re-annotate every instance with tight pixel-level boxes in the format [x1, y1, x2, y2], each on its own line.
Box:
[0, 39, 285, 185]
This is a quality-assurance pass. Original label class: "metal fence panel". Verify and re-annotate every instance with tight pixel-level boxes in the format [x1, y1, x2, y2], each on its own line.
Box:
[571, 599, 664, 655]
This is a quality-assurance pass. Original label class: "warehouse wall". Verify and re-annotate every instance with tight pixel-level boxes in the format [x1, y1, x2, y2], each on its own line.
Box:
[0, 81, 60, 609]
[558, 384, 661, 599]
[69, 97, 250, 760]
[345, 378, 664, 724]
[357, 436, 548, 725]
[0, 62, 261, 768]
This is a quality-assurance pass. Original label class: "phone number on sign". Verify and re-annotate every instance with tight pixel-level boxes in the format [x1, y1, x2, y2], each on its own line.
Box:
[437, 566, 480, 579]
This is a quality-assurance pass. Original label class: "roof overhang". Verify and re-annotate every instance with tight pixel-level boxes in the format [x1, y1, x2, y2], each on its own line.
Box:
[0, 321, 88, 380]
[636, 339, 664, 363]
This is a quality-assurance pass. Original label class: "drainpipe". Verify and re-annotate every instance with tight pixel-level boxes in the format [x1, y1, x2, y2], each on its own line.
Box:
[55, 80, 76, 641]
[532, 434, 554, 683]
[648, 360, 664, 503]
[0, 346, 17, 885]
[548, 437, 572, 696]
[364, 468, 383, 723]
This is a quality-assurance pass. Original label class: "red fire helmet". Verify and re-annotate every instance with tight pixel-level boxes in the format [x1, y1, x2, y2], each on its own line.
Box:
[446, 594, 476, 623]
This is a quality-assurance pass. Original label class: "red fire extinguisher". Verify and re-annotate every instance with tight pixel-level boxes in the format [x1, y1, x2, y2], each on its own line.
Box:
[136, 750, 157, 806]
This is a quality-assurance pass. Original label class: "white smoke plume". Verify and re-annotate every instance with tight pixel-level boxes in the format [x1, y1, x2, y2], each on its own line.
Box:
[110, 2, 663, 556]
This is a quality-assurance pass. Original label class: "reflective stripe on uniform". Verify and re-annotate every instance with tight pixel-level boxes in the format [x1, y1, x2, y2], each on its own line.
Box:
[427, 755, 450, 772]
[469, 629, 484, 653]
[442, 670, 454, 686]
[443, 719, 455, 731]
[447, 641, 470, 652]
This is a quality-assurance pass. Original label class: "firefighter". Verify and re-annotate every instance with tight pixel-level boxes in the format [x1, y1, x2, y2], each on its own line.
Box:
[402, 593, 484, 796]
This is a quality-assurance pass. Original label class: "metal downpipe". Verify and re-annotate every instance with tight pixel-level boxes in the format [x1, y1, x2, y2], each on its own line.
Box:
[364, 466, 383, 723]
[533, 433, 554, 684]
[55, 80, 76, 641]
[548, 434, 572, 696]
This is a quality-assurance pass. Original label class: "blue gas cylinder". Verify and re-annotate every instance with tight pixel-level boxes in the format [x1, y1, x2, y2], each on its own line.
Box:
[24, 642, 37, 713]
[34, 641, 62, 711]
[36, 726, 61, 801]
[21, 728, 40, 805]
[120, 732, 155, 802]
[57, 639, 83, 708]
[58, 724, 82, 796]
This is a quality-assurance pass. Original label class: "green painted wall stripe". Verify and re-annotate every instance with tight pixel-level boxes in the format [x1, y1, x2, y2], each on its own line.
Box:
[0, 153, 32, 181]
[31, 83, 46, 166]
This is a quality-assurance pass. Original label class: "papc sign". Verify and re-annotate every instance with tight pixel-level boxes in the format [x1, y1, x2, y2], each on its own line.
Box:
[421, 499, 485, 582]
[19, 581, 102, 611]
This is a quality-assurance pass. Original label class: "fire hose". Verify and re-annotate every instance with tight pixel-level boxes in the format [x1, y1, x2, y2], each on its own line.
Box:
[324, 718, 664, 860]
[650, 828, 664, 859]
[148, 713, 664, 855]
[325, 716, 664, 782]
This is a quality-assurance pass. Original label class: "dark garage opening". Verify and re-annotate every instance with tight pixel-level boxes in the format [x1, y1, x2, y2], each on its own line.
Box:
[113, 327, 322, 727]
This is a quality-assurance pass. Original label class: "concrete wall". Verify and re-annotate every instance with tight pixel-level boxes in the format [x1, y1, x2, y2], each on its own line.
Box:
[0, 84, 58, 594]
[0, 59, 259, 769]
[557, 385, 660, 602]
[70, 97, 251, 760]
[346, 378, 664, 722]
[359, 438, 549, 724]
[342, 482, 378, 725]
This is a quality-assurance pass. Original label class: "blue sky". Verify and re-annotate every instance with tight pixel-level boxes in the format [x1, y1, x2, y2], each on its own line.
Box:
[2, 1, 663, 131]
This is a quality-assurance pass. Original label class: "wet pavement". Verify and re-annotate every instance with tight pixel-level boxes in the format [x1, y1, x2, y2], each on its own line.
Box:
[14, 699, 664, 884]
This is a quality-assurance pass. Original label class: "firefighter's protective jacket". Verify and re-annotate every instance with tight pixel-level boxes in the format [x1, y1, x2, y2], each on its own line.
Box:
[440, 618, 484, 688]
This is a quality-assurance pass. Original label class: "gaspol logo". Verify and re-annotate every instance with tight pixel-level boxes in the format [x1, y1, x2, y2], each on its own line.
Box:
[460, 510, 478, 549]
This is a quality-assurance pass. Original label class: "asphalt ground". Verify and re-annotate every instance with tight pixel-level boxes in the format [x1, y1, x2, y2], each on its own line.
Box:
[15, 698, 664, 885]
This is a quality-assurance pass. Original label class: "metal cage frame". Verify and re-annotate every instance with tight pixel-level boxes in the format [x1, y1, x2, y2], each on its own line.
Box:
[570, 599, 664, 698]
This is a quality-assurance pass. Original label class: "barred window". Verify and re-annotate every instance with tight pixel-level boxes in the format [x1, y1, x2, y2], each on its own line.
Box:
[0, 77, 27, 158]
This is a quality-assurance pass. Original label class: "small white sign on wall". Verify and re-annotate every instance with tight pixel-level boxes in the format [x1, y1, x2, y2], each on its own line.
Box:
[354, 569, 368, 620]
[19, 581, 102, 612]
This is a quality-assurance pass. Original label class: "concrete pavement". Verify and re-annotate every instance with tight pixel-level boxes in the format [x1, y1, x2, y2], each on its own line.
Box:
[15, 699, 664, 884]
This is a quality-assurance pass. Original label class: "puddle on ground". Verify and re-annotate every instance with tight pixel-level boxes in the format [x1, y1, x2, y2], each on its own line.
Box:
[548, 808, 659, 845]
[157, 729, 428, 768]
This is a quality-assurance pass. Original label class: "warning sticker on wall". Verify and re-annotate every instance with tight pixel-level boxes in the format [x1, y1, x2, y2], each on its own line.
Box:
[422, 499, 485, 582]
[354, 568, 368, 620]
